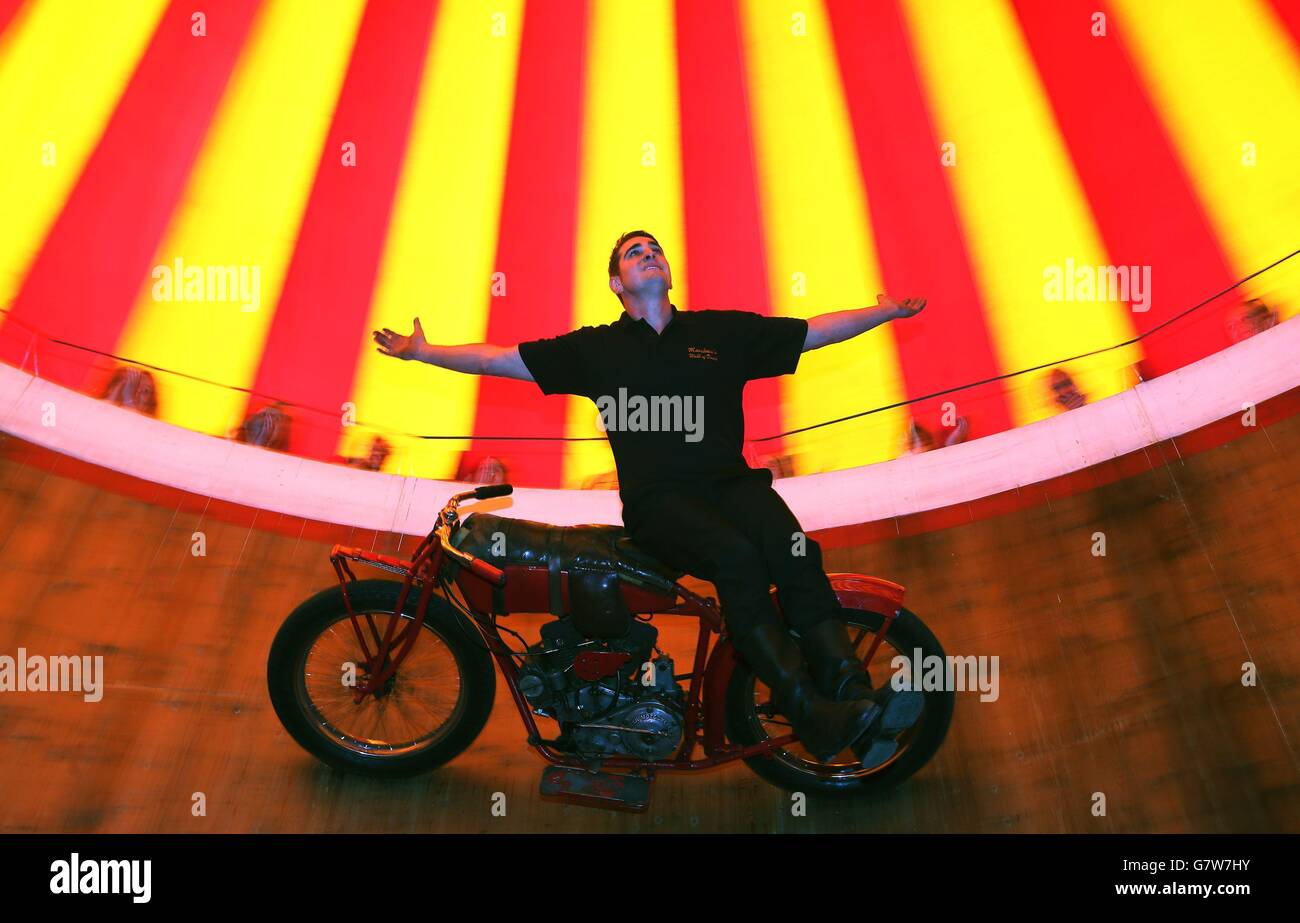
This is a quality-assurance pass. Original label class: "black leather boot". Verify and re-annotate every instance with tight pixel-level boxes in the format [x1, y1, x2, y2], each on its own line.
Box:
[796, 617, 925, 738]
[797, 617, 876, 700]
[733, 620, 894, 767]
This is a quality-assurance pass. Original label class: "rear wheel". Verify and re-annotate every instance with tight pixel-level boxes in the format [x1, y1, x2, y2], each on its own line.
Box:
[267, 579, 496, 778]
[725, 606, 953, 796]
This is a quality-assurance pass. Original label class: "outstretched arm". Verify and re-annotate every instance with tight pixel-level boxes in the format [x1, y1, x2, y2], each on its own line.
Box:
[373, 317, 534, 382]
[803, 294, 926, 352]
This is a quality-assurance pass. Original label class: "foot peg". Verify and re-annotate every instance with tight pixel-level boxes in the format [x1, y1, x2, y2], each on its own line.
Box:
[539, 766, 651, 812]
[876, 687, 925, 735]
[850, 687, 925, 770]
[853, 735, 899, 770]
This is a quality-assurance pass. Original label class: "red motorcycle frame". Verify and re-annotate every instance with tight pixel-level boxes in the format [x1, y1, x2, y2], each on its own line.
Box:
[325, 485, 914, 776]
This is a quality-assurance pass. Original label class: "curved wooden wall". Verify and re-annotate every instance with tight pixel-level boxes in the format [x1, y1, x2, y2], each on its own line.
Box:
[0, 399, 1296, 832]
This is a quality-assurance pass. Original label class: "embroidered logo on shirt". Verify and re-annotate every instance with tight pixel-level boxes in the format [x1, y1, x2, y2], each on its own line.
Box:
[687, 346, 719, 361]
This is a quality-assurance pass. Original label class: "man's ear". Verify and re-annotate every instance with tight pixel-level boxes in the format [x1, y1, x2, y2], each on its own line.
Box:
[609, 275, 624, 296]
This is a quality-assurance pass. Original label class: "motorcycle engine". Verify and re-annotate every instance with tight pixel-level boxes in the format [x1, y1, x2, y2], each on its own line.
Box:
[518, 618, 685, 761]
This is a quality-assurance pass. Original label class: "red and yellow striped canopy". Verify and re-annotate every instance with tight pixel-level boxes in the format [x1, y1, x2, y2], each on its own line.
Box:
[2, 0, 1297, 487]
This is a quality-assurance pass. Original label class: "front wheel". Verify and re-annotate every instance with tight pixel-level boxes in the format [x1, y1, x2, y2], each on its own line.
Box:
[725, 606, 953, 797]
[267, 579, 497, 778]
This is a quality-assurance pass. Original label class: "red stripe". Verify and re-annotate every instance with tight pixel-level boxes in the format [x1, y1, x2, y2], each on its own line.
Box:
[1013, 0, 1238, 377]
[0, 0, 262, 386]
[0, 0, 26, 38]
[675, 0, 786, 462]
[245, 0, 438, 459]
[465, 0, 589, 488]
[826, 0, 1015, 444]
[1268, 0, 1300, 48]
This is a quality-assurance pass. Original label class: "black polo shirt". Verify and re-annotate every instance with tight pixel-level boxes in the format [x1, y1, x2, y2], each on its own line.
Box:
[517, 304, 808, 517]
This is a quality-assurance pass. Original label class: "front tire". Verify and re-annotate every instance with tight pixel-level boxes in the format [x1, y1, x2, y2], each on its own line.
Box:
[267, 579, 496, 778]
[725, 606, 953, 797]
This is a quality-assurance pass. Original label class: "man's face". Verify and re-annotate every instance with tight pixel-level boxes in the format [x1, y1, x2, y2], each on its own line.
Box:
[610, 236, 672, 303]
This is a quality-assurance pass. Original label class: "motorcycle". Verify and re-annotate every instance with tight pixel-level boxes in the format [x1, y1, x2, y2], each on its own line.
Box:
[267, 484, 953, 811]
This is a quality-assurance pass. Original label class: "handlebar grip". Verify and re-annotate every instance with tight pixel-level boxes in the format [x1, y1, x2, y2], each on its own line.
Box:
[473, 483, 513, 500]
[467, 555, 507, 587]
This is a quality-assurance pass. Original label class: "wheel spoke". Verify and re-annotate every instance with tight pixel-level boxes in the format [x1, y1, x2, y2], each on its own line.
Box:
[298, 612, 466, 756]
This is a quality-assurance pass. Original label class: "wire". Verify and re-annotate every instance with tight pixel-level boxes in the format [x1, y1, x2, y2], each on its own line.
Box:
[436, 572, 530, 661]
[755, 246, 1299, 441]
[5, 248, 1293, 444]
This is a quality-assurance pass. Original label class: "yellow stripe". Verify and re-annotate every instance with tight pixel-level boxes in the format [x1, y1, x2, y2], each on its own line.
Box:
[902, 0, 1142, 423]
[564, 0, 686, 488]
[343, 0, 525, 478]
[0, 0, 168, 315]
[740, 0, 906, 474]
[1111, 0, 1300, 319]
[112, 0, 366, 437]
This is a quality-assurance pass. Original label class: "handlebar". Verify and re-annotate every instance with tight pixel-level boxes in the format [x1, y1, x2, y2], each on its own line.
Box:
[465, 555, 507, 587]
[472, 483, 513, 500]
[429, 483, 513, 588]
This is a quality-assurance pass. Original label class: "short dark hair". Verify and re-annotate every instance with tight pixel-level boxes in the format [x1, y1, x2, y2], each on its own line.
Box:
[607, 229, 660, 278]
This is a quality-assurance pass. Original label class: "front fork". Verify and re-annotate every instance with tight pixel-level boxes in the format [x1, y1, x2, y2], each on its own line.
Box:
[330, 537, 445, 702]
[851, 611, 899, 680]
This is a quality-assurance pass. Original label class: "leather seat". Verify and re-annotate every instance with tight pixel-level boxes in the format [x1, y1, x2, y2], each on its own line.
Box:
[450, 511, 684, 595]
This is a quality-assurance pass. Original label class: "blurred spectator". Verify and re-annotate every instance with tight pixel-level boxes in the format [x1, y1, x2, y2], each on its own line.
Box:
[905, 419, 935, 455]
[905, 415, 969, 455]
[473, 455, 507, 485]
[231, 402, 291, 450]
[100, 365, 158, 416]
[1048, 369, 1087, 412]
[743, 440, 799, 477]
[582, 470, 619, 490]
[455, 452, 508, 485]
[343, 435, 392, 472]
[942, 415, 970, 447]
[1227, 297, 1280, 344]
[758, 453, 795, 479]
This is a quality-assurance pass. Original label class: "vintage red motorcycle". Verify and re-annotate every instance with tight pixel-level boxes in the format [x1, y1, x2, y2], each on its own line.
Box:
[267, 484, 953, 810]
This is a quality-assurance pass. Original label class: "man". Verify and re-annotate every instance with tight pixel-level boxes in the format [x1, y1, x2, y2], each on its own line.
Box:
[373, 230, 927, 768]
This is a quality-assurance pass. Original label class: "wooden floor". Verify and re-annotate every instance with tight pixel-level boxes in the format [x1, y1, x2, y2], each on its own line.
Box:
[0, 414, 1298, 834]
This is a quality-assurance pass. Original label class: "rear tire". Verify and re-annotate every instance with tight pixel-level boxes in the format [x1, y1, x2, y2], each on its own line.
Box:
[267, 579, 496, 778]
[725, 606, 953, 797]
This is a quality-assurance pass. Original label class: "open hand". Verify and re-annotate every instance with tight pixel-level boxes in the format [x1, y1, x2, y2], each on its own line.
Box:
[373, 317, 427, 360]
[878, 294, 927, 319]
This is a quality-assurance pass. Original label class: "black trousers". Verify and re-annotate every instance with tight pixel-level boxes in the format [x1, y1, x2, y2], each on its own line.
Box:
[623, 469, 843, 640]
